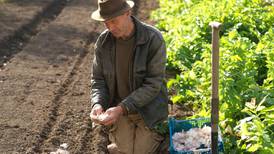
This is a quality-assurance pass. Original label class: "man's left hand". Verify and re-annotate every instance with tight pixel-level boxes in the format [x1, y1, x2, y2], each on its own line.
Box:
[100, 106, 123, 125]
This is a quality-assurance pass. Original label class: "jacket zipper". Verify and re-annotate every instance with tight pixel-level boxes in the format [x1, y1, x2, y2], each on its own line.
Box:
[110, 38, 116, 106]
[129, 45, 137, 92]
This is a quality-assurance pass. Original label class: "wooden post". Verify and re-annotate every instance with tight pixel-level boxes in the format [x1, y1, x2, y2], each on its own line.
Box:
[209, 21, 221, 154]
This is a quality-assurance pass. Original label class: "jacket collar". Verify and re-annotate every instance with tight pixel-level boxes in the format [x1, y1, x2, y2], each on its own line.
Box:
[132, 16, 148, 45]
[101, 16, 148, 46]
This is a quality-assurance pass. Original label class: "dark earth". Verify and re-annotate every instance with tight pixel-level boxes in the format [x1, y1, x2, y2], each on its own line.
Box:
[0, 0, 177, 153]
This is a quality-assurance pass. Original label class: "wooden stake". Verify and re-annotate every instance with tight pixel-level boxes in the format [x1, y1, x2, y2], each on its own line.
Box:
[209, 21, 221, 154]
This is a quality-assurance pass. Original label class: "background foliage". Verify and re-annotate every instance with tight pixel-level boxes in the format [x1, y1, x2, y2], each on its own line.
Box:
[152, 0, 274, 153]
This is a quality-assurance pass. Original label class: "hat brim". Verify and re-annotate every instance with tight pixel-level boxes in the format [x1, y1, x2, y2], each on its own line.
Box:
[91, 0, 134, 21]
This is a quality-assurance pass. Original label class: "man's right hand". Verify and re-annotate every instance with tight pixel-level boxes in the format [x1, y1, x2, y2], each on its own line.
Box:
[90, 104, 103, 123]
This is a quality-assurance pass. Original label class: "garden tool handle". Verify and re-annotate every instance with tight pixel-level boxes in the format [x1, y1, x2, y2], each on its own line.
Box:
[210, 21, 221, 154]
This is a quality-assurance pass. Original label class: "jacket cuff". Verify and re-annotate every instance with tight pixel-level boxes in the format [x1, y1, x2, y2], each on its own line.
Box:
[118, 103, 128, 116]
[121, 97, 138, 114]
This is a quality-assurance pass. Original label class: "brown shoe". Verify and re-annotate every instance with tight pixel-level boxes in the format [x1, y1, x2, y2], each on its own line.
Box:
[107, 143, 123, 154]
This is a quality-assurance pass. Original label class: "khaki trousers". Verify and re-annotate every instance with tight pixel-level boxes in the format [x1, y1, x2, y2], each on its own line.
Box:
[109, 114, 164, 154]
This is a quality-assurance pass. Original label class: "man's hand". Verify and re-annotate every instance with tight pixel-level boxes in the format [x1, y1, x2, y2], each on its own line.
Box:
[90, 104, 103, 123]
[100, 106, 123, 126]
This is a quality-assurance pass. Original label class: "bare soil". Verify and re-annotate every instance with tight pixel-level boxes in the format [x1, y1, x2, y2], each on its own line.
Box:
[0, 0, 166, 154]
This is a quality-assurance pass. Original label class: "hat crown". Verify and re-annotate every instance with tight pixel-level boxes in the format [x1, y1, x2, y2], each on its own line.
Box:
[91, 0, 134, 21]
[98, 0, 128, 17]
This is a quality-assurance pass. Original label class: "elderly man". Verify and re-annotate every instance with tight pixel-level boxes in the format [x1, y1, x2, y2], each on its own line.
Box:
[89, 0, 168, 153]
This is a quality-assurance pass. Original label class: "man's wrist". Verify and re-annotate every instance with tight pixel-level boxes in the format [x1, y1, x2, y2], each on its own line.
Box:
[92, 103, 102, 109]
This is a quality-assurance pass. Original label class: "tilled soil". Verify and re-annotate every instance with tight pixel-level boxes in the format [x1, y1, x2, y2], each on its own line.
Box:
[0, 0, 160, 153]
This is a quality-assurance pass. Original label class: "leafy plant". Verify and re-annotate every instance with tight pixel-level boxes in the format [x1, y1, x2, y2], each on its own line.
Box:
[234, 97, 274, 153]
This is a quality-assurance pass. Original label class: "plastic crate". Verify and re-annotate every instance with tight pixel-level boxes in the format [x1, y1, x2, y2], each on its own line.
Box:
[168, 117, 224, 154]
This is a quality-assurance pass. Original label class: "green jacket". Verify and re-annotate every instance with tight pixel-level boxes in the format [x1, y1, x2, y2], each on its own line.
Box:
[91, 16, 168, 128]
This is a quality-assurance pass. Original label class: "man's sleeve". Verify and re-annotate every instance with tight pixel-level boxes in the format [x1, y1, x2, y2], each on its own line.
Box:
[90, 40, 110, 110]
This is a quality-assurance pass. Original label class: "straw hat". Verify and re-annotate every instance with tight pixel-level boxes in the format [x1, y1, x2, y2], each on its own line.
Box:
[91, 0, 134, 21]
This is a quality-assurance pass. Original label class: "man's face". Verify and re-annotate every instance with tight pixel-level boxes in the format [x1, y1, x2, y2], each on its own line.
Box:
[103, 12, 129, 38]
